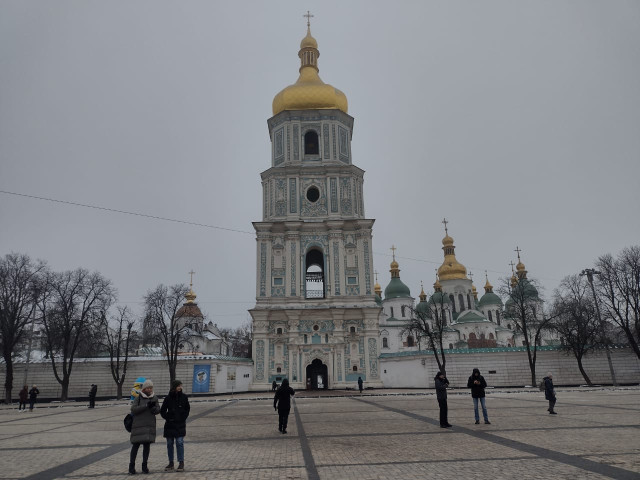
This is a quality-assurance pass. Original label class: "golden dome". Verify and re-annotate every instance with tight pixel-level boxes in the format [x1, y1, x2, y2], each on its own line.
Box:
[484, 273, 494, 293]
[437, 231, 468, 281]
[185, 288, 196, 304]
[471, 284, 478, 300]
[272, 26, 348, 115]
[433, 277, 443, 292]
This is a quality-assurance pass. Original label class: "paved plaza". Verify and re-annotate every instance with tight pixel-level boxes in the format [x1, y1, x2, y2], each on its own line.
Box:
[0, 388, 638, 480]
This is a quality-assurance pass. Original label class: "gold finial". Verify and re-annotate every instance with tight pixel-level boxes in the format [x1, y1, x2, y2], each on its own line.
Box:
[389, 246, 400, 277]
[442, 218, 449, 236]
[419, 280, 427, 301]
[185, 270, 197, 304]
[303, 10, 314, 27]
[188, 270, 195, 288]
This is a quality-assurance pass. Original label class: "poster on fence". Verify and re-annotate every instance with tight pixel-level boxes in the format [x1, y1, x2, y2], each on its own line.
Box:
[192, 364, 211, 393]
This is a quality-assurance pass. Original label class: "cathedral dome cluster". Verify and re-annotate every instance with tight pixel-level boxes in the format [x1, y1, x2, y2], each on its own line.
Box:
[272, 26, 348, 115]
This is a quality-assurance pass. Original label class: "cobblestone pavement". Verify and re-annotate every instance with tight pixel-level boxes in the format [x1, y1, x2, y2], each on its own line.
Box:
[0, 388, 638, 479]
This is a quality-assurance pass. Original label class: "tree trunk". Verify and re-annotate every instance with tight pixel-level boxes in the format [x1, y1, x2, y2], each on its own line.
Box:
[60, 379, 69, 402]
[3, 354, 14, 404]
[116, 382, 123, 400]
[621, 327, 640, 359]
[576, 356, 593, 386]
[169, 363, 176, 384]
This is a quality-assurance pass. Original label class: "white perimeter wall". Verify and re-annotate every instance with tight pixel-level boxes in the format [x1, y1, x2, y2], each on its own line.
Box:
[381, 348, 640, 388]
[2, 357, 254, 400]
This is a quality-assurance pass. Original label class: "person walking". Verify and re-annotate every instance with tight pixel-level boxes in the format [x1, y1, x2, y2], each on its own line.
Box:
[543, 372, 557, 414]
[273, 378, 295, 434]
[272, 380, 277, 392]
[161, 380, 190, 473]
[88, 384, 98, 408]
[357, 376, 363, 394]
[435, 372, 451, 428]
[129, 379, 160, 475]
[28, 385, 39, 411]
[18, 385, 28, 411]
[467, 368, 490, 424]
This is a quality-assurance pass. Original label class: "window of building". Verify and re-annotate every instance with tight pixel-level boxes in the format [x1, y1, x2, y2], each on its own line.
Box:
[347, 276, 358, 285]
[449, 343, 453, 349]
[306, 186, 320, 203]
[496, 311, 501, 325]
[352, 365, 358, 372]
[390, 306, 394, 318]
[507, 324, 511, 329]
[401, 306, 406, 317]
[276, 367, 281, 373]
[489, 333, 495, 340]
[325, 334, 328, 343]
[350, 326, 356, 333]
[449, 295, 456, 313]
[276, 327, 283, 334]
[488, 311, 493, 322]
[382, 337, 388, 348]
[407, 336, 415, 347]
[458, 294, 465, 312]
[467, 295, 472, 310]
[304, 130, 319, 155]
[273, 277, 284, 286]
[304, 334, 308, 344]
[305, 249, 325, 299]
[313, 324, 319, 331]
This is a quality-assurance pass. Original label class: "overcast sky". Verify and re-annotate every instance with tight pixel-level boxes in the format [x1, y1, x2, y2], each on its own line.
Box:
[1, 1, 639, 330]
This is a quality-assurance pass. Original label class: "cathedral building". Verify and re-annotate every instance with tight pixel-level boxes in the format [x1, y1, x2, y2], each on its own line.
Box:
[249, 24, 383, 390]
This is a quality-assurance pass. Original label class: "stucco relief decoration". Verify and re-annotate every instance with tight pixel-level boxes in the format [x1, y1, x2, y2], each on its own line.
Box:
[363, 240, 372, 294]
[275, 178, 287, 217]
[289, 178, 297, 213]
[274, 128, 284, 165]
[259, 242, 267, 297]
[340, 178, 352, 215]
[330, 178, 338, 213]
[338, 126, 349, 162]
[270, 179, 274, 216]
[269, 342, 275, 369]
[283, 344, 289, 374]
[301, 178, 328, 217]
[290, 242, 296, 295]
[305, 349, 330, 367]
[255, 340, 265, 381]
[332, 124, 337, 158]
[292, 352, 298, 381]
[368, 338, 379, 378]
[337, 352, 343, 381]
[323, 124, 330, 159]
[301, 234, 328, 253]
[333, 241, 341, 296]
[286, 125, 290, 162]
[293, 125, 299, 160]
[298, 319, 335, 333]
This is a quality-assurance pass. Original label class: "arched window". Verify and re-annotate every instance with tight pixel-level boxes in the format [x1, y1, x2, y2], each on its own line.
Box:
[390, 307, 394, 318]
[325, 334, 328, 343]
[458, 294, 465, 312]
[276, 367, 282, 373]
[449, 295, 456, 313]
[276, 327, 283, 335]
[401, 306, 406, 317]
[449, 343, 453, 349]
[304, 334, 308, 344]
[480, 333, 486, 340]
[469, 332, 477, 341]
[496, 311, 501, 325]
[352, 365, 358, 372]
[350, 326, 356, 333]
[467, 295, 472, 310]
[489, 333, 495, 340]
[488, 311, 493, 322]
[382, 337, 388, 348]
[305, 249, 325, 299]
[407, 336, 415, 347]
[304, 130, 319, 155]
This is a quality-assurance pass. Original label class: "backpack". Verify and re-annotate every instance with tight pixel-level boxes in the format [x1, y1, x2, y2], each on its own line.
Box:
[124, 413, 133, 432]
[538, 379, 545, 391]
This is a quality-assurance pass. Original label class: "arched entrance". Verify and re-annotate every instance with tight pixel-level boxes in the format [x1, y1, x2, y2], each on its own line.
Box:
[306, 359, 328, 390]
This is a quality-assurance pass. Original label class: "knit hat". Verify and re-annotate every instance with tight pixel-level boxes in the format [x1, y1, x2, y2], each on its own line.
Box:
[142, 379, 154, 389]
[171, 380, 182, 391]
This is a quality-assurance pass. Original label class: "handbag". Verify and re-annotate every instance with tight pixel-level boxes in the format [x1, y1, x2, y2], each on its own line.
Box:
[124, 413, 133, 432]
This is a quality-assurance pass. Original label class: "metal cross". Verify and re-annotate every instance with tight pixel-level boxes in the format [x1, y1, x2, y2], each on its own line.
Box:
[509, 261, 516, 274]
[374, 270, 379, 283]
[188, 270, 195, 287]
[468, 271, 474, 282]
[442, 218, 449, 235]
[390, 245, 397, 260]
[303, 10, 314, 27]
[485, 270, 489, 282]
[514, 246, 522, 261]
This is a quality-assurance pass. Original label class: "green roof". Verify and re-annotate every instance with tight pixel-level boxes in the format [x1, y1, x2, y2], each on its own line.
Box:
[415, 299, 431, 317]
[478, 292, 503, 308]
[454, 311, 487, 323]
[384, 277, 411, 299]
[375, 294, 383, 305]
[428, 292, 450, 305]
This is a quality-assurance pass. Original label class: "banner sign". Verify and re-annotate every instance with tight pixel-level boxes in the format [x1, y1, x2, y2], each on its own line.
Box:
[192, 365, 211, 393]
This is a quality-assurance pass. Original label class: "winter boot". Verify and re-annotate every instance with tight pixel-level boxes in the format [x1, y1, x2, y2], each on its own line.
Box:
[141, 463, 149, 474]
[128, 463, 136, 475]
[164, 462, 174, 471]
[177, 462, 184, 472]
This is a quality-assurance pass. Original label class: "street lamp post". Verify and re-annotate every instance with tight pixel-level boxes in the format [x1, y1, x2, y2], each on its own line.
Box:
[581, 268, 618, 387]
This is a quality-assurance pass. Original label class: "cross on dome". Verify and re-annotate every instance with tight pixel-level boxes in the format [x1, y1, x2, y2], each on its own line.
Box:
[442, 218, 449, 235]
[188, 269, 196, 287]
[303, 10, 314, 27]
[514, 246, 522, 261]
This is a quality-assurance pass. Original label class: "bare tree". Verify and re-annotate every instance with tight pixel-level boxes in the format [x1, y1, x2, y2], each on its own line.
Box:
[596, 246, 640, 359]
[143, 284, 189, 383]
[220, 321, 253, 358]
[37, 268, 116, 401]
[551, 274, 601, 385]
[0, 253, 46, 404]
[402, 287, 450, 376]
[499, 274, 553, 386]
[100, 306, 137, 399]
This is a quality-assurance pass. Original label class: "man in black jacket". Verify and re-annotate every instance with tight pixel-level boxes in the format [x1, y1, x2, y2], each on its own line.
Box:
[434, 372, 452, 428]
[161, 380, 191, 472]
[88, 384, 97, 408]
[274, 378, 295, 434]
[543, 373, 557, 414]
[467, 368, 490, 424]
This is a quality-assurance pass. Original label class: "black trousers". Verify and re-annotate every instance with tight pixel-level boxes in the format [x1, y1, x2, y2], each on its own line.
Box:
[130, 443, 150, 465]
[19, 402, 27, 410]
[278, 408, 290, 432]
[548, 397, 556, 412]
[89, 397, 96, 408]
[438, 398, 448, 426]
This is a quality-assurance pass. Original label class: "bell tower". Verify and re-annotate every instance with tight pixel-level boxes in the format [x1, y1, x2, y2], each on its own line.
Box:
[249, 19, 382, 390]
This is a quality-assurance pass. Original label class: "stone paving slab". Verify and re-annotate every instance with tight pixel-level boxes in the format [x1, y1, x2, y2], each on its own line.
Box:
[0, 388, 638, 480]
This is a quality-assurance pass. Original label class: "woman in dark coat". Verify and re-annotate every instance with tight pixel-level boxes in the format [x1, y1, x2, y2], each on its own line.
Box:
[161, 380, 190, 472]
[543, 372, 557, 414]
[273, 378, 295, 434]
[467, 368, 490, 424]
[129, 379, 160, 475]
[434, 372, 451, 428]
[18, 385, 28, 411]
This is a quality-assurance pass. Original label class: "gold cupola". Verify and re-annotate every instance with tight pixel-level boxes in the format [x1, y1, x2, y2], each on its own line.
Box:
[272, 23, 348, 115]
[374, 271, 382, 297]
[484, 272, 494, 293]
[437, 219, 468, 281]
[419, 281, 427, 302]
[515, 247, 528, 280]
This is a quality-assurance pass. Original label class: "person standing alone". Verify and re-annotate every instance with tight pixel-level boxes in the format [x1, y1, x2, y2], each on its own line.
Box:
[88, 384, 98, 408]
[273, 378, 295, 434]
[467, 368, 490, 424]
[28, 385, 39, 411]
[543, 372, 557, 414]
[357, 376, 363, 394]
[161, 380, 190, 472]
[434, 372, 452, 428]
